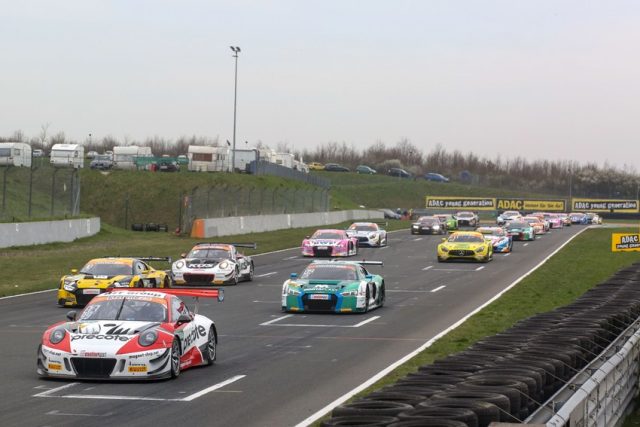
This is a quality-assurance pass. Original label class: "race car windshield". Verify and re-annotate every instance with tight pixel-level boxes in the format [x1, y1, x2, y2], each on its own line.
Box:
[312, 231, 344, 239]
[188, 248, 231, 259]
[80, 298, 167, 322]
[478, 228, 504, 236]
[349, 225, 376, 231]
[448, 234, 484, 243]
[507, 222, 528, 229]
[419, 218, 438, 225]
[79, 262, 133, 276]
[457, 212, 474, 218]
[301, 266, 358, 280]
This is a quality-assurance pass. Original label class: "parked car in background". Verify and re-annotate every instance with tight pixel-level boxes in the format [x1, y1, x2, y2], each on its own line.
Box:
[388, 168, 411, 178]
[158, 159, 180, 172]
[324, 163, 350, 172]
[89, 154, 114, 170]
[308, 162, 325, 170]
[356, 165, 376, 174]
[86, 151, 99, 159]
[32, 149, 44, 157]
[379, 208, 402, 220]
[423, 172, 449, 182]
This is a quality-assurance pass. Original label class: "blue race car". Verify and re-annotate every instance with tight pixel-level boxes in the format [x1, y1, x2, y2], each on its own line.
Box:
[476, 226, 513, 253]
[569, 212, 589, 224]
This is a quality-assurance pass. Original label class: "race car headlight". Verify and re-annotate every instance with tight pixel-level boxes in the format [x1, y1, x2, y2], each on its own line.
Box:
[63, 281, 77, 292]
[412, 224, 419, 228]
[139, 330, 158, 347]
[433, 225, 440, 229]
[218, 261, 231, 270]
[50, 328, 66, 344]
[475, 246, 486, 253]
[440, 246, 449, 252]
[113, 281, 129, 288]
[369, 233, 377, 239]
[174, 261, 184, 269]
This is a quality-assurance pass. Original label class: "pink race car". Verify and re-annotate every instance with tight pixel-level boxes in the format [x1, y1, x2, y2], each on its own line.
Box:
[302, 229, 358, 257]
[543, 213, 564, 229]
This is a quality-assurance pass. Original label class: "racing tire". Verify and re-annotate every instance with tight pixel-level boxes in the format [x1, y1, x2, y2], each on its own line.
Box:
[170, 339, 181, 378]
[203, 326, 217, 365]
[244, 263, 255, 282]
[162, 276, 171, 288]
[378, 283, 386, 308]
[321, 416, 400, 427]
[231, 267, 240, 286]
[364, 286, 371, 313]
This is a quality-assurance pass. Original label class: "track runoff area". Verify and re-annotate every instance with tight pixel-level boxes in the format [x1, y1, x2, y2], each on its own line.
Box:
[0, 222, 589, 427]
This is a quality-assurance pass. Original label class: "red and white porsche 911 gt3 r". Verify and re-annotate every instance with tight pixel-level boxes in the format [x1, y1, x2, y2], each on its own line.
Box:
[37, 288, 223, 380]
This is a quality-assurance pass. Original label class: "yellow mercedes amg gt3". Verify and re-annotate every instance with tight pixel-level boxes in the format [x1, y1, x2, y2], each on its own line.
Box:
[437, 231, 493, 263]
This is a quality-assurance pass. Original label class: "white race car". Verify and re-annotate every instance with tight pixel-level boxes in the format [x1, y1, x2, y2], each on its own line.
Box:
[172, 243, 256, 286]
[496, 210, 522, 226]
[345, 222, 388, 247]
[37, 288, 223, 380]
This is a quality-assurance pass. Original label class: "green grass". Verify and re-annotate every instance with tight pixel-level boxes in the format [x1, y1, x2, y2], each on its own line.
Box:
[311, 226, 640, 425]
[0, 220, 410, 297]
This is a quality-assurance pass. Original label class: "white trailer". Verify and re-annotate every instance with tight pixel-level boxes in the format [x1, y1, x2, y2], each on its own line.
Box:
[113, 145, 153, 170]
[0, 142, 32, 167]
[274, 152, 295, 168]
[188, 145, 229, 172]
[293, 159, 309, 173]
[50, 143, 84, 168]
[232, 148, 259, 172]
[258, 148, 277, 163]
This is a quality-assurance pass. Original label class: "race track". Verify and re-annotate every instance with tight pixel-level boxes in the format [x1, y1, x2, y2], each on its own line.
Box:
[0, 225, 585, 427]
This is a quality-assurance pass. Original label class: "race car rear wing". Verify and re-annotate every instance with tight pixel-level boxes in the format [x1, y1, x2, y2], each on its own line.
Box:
[356, 260, 383, 266]
[107, 287, 224, 302]
[195, 243, 257, 249]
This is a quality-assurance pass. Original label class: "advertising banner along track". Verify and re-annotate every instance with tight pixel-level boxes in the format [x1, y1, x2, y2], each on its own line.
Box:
[611, 233, 640, 252]
[425, 196, 566, 212]
[572, 198, 639, 213]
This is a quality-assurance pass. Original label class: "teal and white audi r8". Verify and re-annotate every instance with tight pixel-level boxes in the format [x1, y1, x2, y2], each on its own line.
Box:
[282, 260, 385, 313]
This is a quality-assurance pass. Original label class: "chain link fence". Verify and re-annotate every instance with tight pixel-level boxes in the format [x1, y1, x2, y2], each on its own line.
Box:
[0, 164, 81, 222]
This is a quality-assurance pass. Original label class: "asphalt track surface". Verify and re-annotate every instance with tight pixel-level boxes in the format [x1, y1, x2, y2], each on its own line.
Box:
[0, 225, 586, 427]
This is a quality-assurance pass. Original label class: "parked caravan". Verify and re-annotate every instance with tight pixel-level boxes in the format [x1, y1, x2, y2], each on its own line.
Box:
[258, 148, 277, 163]
[232, 148, 259, 172]
[0, 142, 32, 167]
[113, 145, 153, 170]
[188, 145, 229, 172]
[50, 144, 84, 168]
[274, 152, 295, 168]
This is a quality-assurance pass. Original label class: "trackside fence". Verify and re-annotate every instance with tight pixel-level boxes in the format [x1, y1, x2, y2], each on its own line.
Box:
[248, 160, 331, 189]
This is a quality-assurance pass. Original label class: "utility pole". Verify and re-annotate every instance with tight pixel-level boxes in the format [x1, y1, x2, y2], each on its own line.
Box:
[230, 46, 241, 173]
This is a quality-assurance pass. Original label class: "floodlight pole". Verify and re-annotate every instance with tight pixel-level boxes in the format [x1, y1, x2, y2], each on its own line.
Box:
[230, 46, 241, 173]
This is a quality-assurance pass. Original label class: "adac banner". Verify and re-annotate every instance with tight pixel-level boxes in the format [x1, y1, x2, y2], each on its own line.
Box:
[611, 233, 640, 252]
[572, 198, 639, 213]
[496, 198, 566, 212]
[425, 197, 496, 210]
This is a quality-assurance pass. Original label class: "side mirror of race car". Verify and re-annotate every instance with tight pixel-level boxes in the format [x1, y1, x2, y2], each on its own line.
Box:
[180, 253, 187, 258]
[441, 238, 447, 242]
[66, 311, 77, 321]
[176, 313, 192, 324]
[290, 273, 298, 279]
[71, 268, 78, 274]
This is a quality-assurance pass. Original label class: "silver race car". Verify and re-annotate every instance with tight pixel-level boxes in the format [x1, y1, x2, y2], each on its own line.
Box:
[346, 222, 388, 247]
[172, 243, 256, 286]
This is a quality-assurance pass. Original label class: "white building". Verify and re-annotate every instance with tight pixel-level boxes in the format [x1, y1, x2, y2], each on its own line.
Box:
[0, 142, 32, 167]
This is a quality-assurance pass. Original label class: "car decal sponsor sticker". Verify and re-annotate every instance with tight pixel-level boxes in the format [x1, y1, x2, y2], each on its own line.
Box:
[48, 362, 62, 371]
[128, 365, 148, 372]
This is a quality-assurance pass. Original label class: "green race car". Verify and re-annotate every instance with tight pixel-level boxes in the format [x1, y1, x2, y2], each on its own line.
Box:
[434, 214, 458, 231]
[282, 260, 385, 313]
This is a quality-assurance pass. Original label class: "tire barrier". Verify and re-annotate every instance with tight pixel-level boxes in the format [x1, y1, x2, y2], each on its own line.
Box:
[320, 261, 640, 426]
[131, 223, 169, 232]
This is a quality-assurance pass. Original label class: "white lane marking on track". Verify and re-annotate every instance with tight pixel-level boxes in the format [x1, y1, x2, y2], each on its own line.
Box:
[47, 410, 114, 417]
[260, 314, 293, 326]
[255, 272, 278, 278]
[431, 268, 477, 272]
[430, 286, 446, 292]
[422, 266, 433, 271]
[523, 243, 529, 247]
[0, 288, 56, 300]
[413, 237, 423, 241]
[475, 266, 485, 271]
[252, 300, 280, 303]
[386, 290, 431, 293]
[503, 253, 511, 257]
[264, 316, 380, 328]
[283, 256, 298, 260]
[33, 383, 78, 397]
[181, 375, 246, 402]
[294, 226, 591, 427]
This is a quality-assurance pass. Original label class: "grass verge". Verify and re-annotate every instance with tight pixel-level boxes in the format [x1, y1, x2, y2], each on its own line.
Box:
[0, 220, 410, 297]
[312, 226, 640, 425]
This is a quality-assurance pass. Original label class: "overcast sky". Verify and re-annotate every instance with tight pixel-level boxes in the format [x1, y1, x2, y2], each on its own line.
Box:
[2, 1, 639, 168]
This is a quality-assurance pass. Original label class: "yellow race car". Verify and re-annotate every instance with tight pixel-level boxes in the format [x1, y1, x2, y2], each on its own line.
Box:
[57, 257, 173, 307]
[437, 231, 493, 263]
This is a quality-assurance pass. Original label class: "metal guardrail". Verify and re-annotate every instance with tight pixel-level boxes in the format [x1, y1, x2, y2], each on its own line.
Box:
[527, 318, 640, 426]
